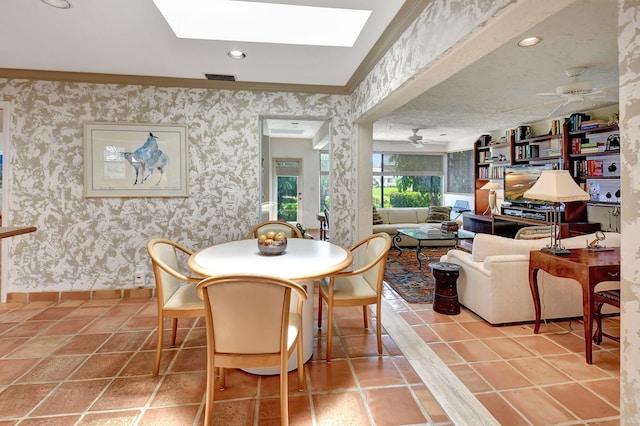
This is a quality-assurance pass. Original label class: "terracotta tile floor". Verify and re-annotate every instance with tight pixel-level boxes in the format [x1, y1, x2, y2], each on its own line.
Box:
[0, 283, 620, 426]
[0, 291, 452, 425]
[384, 284, 621, 425]
[0, 230, 620, 425]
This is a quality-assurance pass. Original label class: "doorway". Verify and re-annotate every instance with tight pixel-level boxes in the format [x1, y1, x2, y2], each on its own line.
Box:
[259, 116, 331, 229]
[274, 158, 302, 223]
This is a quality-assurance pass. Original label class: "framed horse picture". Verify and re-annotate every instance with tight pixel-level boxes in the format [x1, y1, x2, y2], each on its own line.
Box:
[83, 122, 188, 197]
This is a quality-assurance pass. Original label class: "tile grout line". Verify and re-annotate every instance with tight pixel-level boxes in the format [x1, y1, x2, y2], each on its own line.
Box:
[380, 297, 500, 426]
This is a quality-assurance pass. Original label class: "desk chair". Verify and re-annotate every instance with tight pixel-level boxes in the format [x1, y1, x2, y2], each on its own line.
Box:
[196, 275, 307, 426]
[317, 233, 391, 362]
[147, 238, 205, 376]
[593, 289, 620, 345]
[322, 208, 330, 241]
[247, 220, 302, 239]
[452, 200, 471, 219]
[514, 225, 559, 240]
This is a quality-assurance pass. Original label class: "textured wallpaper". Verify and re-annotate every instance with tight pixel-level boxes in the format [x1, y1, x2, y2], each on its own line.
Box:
[352, 0, 510, 119]
[0, 81, 351, 292]
[0, 0, 510, 295]
[619, 0, 640, 422]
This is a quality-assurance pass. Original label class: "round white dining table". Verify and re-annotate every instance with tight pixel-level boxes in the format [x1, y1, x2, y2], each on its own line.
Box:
[188, 238, 353, 373]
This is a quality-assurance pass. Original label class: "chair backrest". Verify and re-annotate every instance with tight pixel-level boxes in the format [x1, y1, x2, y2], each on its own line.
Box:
[323, 208, 330, 227]
[196, 275, 307, 356]
[514, 225, 558, 240]
[148, 238, 198, 305]
[247, 220, 303, 239]
[354, 234, 392, 292]
[453, 200, 470, 212]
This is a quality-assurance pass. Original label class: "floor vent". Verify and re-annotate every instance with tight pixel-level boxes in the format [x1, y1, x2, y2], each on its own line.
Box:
[204, 73, 236, 81]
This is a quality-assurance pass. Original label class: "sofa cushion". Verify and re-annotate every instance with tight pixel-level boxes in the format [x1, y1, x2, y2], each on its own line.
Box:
[387, 209, 418, 224]
[427, 206, 452, 221]
[471, 233, 548, 262]
[471, 231, 621, 262]
[373, 207, 383, 225]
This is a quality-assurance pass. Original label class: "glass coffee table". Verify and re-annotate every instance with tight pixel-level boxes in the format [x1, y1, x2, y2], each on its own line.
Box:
[392, 228, 475, 268]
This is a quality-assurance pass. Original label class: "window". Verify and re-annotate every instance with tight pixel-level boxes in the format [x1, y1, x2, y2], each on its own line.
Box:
[373, 153, 443, 208]
[319, 151, 329, 212]
[446, 150, 473, 194]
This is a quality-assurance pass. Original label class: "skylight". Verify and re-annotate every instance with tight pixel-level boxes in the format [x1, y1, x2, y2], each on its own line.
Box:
[152, 0, 371, 47]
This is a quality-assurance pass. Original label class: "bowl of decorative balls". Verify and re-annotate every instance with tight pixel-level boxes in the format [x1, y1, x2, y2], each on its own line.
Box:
[257, 231, 287, 255]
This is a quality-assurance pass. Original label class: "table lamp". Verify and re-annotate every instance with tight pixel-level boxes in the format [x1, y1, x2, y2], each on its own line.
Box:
[523, 170, 590, 255]
[480, 181, 502, 215]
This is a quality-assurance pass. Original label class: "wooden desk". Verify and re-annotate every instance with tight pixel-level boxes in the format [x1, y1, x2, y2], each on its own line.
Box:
[0, 227, 37, 239]
[528, 248, 620, 364]
[1, 227, 38, 302]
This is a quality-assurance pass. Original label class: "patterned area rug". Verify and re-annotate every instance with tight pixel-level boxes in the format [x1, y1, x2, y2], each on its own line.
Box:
[384, 247, 450, 304]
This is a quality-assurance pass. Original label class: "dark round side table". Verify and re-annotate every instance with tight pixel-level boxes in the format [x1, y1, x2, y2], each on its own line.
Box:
[430, 262, 462, 315]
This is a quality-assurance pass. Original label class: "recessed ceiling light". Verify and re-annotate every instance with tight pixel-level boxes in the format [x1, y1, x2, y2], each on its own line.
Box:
[153, 0, 371, 47]
[227, 50, 246, 60]
[518, 36, 542, 47]
[40, 0, 72, 9]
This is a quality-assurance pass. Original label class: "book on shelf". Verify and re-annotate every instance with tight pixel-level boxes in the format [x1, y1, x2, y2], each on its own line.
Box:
[572, 137, 584, 153]
[580, 142, 599, 154]
[570, 113, 590, 132]
[581, 147, 600, 154]
[581, 119, 606, 130]
[587, 160, 604, 176]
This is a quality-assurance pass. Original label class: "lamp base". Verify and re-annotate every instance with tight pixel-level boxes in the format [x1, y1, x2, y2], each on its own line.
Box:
[541, 247, 572, 256]
[586, 246, 615, 252]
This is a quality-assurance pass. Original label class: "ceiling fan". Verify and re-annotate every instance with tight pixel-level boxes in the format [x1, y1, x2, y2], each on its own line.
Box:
[537, 67, 617, 117]
[408, 128, 429, 148]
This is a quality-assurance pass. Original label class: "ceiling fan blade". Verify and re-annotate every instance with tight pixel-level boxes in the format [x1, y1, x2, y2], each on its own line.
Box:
[547, 100, 583, 118]
[536, 92, 558, 96]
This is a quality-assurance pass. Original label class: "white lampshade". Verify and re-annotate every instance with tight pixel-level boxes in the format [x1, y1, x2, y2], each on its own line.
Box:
[523, 170, 590, 202]
[480, 181, 502, 215]
[480, 181, 502, 191]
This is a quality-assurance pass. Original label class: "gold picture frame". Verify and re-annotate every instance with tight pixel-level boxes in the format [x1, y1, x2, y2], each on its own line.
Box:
[84, 122, 188, 197]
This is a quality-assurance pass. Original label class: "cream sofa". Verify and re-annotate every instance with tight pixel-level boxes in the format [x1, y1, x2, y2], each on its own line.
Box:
[373, 207, 458, 247]
[440, 232, 620, 324]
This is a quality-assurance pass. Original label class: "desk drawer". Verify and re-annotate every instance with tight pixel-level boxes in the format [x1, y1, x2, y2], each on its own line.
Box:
[591, 266, 620, 282]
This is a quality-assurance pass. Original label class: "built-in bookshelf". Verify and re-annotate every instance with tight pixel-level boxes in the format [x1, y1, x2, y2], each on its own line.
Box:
[566, 122, 620, 206]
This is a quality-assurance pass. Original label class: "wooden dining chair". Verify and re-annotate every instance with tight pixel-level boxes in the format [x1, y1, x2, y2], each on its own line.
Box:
[147, 238, 205, 376]
[317, 233, 391, 362]
[593, 289, 621, 345]
[196, 274, 307, 426]
[247, 220, 303, 239]
[322, 208, 330, 241]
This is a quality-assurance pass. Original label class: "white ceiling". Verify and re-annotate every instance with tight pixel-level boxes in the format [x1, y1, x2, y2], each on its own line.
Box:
[374, 0, 619, 147]
[0, 0, 404, 87]
[0, 0, 619, 147]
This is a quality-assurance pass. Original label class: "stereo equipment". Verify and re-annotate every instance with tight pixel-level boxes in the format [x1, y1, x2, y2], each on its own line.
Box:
[522, 212, 547, 221]
[503, 209, 523, 217]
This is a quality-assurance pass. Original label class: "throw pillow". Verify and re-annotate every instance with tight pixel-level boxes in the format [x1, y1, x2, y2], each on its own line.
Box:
[427, 206, 452, 221]
[373, 207, 383, 225]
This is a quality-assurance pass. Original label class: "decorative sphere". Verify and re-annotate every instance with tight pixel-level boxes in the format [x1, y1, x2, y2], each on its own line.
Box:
[257, 236, 287, 256]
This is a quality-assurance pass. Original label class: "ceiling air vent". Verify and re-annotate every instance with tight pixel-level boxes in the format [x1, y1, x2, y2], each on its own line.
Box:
[204, 73, 236, 81]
